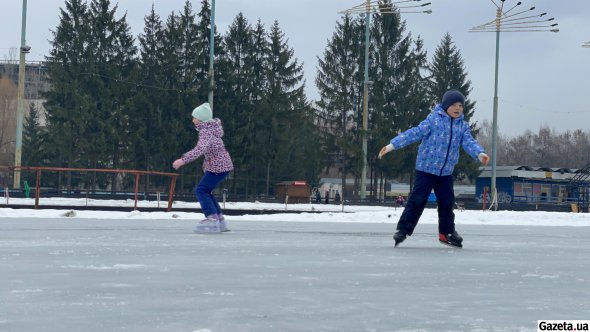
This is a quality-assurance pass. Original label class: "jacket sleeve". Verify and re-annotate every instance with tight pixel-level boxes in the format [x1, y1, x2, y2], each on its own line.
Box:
[390, 114, 432, 149]
[181, 134, 209, 164]
[461, 123, 485, 160]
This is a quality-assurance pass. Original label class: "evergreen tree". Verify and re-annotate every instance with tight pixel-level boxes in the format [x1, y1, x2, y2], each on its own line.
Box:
[135, 4, 165, 174]
[315, 14, 363, 197]
[216, 13, 258, 195]
[21, 103, 46, 184]
[264, 21, 308, 194]
[245, 20, 271, 195]
[84, 0, 138, 189]
[44, 0, 92, 188]
[22, 103, 43, 166]
[155, 9, 198, 191]
[430, 32, 480, 182]
[369, 6, 431, 196]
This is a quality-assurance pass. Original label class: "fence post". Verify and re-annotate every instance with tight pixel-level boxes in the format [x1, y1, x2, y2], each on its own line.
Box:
[134, 173, 140, 211]
[167, 175, 177, 212]
[34, 169, 41, 209]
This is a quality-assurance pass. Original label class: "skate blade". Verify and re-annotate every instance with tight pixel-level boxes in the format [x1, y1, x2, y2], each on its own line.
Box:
[439, 240, 462, 249]
[193, 226, 222, 234]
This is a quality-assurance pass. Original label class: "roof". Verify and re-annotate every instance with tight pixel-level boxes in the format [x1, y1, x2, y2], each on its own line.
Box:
[478, 165, 581, 180]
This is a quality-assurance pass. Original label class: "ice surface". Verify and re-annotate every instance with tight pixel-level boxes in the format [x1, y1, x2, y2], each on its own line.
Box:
[1, 214, 589, 332]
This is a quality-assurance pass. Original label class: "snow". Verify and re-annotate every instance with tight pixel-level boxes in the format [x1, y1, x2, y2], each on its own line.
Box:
[1, 199, 590, 331]
[2, 197, 590, 227]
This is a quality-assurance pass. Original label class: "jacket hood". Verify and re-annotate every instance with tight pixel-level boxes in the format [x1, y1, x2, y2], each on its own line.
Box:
[195, 118, 224, 137]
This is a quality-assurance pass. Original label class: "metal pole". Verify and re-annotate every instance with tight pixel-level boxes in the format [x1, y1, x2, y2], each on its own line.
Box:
[207, 0, 215, 110]
[360, 0, 370, 200]
[13, 0, 28, 189]
[490, 8, 501, 210]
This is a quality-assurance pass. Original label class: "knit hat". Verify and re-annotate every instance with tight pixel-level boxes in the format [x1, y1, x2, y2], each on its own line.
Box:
[441, 89, 465, 111]
[191, 103, 213, 122]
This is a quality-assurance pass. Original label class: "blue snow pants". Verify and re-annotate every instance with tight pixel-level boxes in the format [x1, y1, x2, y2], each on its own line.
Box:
[195, 171, 229, 217]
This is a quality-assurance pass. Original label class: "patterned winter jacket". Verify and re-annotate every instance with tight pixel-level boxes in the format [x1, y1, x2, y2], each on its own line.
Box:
[181, 118, 234, 174]
[390, 104, 485, 176]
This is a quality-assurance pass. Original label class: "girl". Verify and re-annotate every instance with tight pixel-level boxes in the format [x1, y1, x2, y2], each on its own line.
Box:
[173, 103, 233, 233]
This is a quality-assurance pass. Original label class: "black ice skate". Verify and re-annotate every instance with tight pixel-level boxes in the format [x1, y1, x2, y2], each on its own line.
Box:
[393, 231, 407, 247]
[439, 231, 463, 248]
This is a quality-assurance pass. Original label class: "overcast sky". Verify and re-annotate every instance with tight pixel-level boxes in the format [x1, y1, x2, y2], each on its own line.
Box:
[1, 0, 589, 137]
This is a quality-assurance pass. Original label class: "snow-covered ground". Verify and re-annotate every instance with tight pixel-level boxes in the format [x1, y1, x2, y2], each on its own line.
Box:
[2, 197, 590, 227]
[1, 201, 590, 331]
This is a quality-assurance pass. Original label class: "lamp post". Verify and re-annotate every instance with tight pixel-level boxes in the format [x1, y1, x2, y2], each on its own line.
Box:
[583, 41, 590, 48]
[208, 0, 215, 110]
[13, 0, 29, 189]
[340, 0, 432, 200]
[469, 0, 558, 210]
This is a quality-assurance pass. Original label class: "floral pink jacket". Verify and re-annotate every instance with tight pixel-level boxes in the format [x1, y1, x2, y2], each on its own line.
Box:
[181, 118, 234, 173]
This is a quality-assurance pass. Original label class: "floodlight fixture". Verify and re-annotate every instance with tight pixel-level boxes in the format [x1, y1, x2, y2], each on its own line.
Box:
[469, 1, 559, 210]
[338, 0, 432, 200]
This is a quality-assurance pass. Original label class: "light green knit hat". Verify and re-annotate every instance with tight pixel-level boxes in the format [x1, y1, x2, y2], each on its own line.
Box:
[191, 103, 213, 122]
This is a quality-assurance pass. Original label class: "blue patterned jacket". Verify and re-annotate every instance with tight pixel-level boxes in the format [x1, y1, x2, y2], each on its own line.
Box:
[390, 104, 485, 176]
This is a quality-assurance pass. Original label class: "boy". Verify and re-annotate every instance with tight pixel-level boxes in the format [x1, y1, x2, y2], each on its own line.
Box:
[378, 89, 489, 248]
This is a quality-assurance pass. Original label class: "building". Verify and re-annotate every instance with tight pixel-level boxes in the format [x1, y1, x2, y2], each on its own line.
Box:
[0, 60, 48, 168]
[475, 166, 590, 206]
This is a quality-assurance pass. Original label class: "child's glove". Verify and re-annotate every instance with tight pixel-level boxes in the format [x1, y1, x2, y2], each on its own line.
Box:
[478, 153, 490, 166]
[378, 144, 394, 159]
[172, 158, 185, 170]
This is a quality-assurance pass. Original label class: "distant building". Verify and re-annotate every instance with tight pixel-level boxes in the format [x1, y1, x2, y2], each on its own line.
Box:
[0, 60, 49, 100]
[475, 166, 589, 204]
[0, 60, 49, 167]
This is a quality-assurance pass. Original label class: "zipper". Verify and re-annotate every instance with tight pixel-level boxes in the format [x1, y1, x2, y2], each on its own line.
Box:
[440, 117, 453, 176]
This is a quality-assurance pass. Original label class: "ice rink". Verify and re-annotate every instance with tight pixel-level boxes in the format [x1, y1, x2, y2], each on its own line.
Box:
[1, 217, 589, 332]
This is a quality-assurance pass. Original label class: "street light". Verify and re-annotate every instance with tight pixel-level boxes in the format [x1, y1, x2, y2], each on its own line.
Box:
[583, 41, 590, 48]
[14, 0, 29, 189]
[469, 0, 558, 210]
[339, 0, 432, 200]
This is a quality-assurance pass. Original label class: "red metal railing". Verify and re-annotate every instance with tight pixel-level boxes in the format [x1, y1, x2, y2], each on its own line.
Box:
[2, 166, 178, 211]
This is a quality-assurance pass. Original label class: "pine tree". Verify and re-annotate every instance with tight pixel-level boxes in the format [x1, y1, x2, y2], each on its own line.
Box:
[245, 20, 271, 195]
[264, 21, 308, 194]
[44, 0, 92, 188]
[217, 13, 259, 195]
[22, 103, 43, 167]
[134, 3, 168, 185]
[84, 0, 138, 190]
[369, 7, 431, 196]
[155, 9, 198, 191]
[430, 32, 479, 182]
[315, 14, 364, 197]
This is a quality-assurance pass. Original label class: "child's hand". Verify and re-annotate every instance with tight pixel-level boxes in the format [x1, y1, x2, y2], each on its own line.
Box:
[172, 158, 185, 170]
[478, 153, 490, 166]
[378, 144, 394, 159]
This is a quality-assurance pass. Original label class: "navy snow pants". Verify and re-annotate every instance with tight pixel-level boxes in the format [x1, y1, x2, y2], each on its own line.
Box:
[396, 170, 456, 236]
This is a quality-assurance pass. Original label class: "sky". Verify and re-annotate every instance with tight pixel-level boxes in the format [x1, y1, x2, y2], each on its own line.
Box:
[1, 0, 589, 137]
[2, 197, 590, 227]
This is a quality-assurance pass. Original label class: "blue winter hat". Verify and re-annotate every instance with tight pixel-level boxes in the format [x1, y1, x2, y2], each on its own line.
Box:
[191, 103, 212, 122]
[441, 89, 465, 111]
